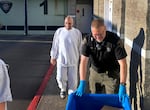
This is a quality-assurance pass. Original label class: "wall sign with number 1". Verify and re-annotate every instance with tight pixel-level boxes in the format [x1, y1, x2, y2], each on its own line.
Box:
[40, 0, 48, 15]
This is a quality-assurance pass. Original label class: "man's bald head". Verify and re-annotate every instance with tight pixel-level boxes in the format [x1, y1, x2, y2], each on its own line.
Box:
[64, 16, 74, 30]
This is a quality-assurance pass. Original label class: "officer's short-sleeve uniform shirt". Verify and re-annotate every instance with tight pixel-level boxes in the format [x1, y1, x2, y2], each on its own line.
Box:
[82, 31, 127, 73]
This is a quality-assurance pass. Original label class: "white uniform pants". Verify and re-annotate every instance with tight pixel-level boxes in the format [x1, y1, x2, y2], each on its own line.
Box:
[56, 65, 78, 95]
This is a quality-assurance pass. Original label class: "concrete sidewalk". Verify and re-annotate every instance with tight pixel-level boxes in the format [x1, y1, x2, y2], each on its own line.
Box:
[36, 67, 68, 110]
[36, 62, 91, 110]
[0, 35, 55, 110]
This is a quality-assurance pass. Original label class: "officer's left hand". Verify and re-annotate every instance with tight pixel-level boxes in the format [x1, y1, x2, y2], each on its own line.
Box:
[75, 80, 86, 97]
[118, 84, 126, 103]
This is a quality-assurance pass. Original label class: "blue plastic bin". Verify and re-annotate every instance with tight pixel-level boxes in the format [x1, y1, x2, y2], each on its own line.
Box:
[66, 93, 131, 110]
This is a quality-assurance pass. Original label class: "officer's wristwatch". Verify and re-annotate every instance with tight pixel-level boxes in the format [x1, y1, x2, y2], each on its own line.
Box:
[120, 82, 126, 86]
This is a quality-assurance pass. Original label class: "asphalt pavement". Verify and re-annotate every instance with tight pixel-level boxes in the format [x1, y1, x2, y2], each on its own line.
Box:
[0, 35, 54, 110]
[0, 34, 88, 110]
[36, 67, 68, 110]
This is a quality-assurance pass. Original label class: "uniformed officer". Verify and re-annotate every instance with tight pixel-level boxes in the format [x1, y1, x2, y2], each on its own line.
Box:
[75, 19, 128, 104]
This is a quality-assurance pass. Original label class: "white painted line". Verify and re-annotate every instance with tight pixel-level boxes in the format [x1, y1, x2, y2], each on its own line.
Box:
[125, 37, 150, 59]
[0, 39, 52, 43]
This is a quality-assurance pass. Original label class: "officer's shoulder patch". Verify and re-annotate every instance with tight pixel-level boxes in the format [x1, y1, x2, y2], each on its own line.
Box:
[82, 37, 87, 45]
[117, 39, 124, 48]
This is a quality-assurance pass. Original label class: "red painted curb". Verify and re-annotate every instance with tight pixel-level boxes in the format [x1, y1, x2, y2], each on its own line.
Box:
[27, 64, 55, 110]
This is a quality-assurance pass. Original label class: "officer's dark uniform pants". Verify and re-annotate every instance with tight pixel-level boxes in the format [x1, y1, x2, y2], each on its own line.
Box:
[89, 67, 119, 94]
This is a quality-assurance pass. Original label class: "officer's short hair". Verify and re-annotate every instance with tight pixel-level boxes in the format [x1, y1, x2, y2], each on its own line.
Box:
[91, 18, 104, 28]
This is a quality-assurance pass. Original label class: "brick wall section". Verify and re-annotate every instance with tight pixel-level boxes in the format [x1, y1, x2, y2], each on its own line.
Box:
[125, 0, 147, 44]
[93, 0, 99, 16]
[144, 58, 150, 110]
[146, 0, 150, 50]
[112, 0, 122, 34]
[144, 0, 150, 107]
[125, 0, 149, 110]
[93, 0, 104, 18]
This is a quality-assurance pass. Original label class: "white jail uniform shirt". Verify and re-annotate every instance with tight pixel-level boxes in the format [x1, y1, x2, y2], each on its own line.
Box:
[50, 27, 82, 67]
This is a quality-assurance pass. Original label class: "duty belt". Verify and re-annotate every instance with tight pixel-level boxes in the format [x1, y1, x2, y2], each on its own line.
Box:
[91, 64, 107, 73]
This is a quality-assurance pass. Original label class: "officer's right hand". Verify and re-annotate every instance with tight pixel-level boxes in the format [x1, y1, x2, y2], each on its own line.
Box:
[75, 80, 86, 96]
[50, 58, 56, 65]
[118, 84, 126, 102]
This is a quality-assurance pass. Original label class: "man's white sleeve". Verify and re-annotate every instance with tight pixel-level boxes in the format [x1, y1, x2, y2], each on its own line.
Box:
[50, 30, 59, 59]
[0, 59, 12, 103]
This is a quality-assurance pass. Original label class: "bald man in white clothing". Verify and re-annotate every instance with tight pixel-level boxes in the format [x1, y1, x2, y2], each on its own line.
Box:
[50, 16, 82, 99]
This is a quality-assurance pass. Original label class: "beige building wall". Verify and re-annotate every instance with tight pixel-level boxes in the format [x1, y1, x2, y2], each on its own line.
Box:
[125, 0, 149, 109]
[93, 0, 150, 110]
[93, 0, 104, 18]
[112, 0, 121, 33]
[112, 0, 125, 38]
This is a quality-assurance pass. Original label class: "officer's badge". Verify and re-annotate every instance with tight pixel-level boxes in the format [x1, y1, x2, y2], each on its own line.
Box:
[106, 47, 111, 52]
[90, 46, 94, 50]
[0, 1, 13, 14]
